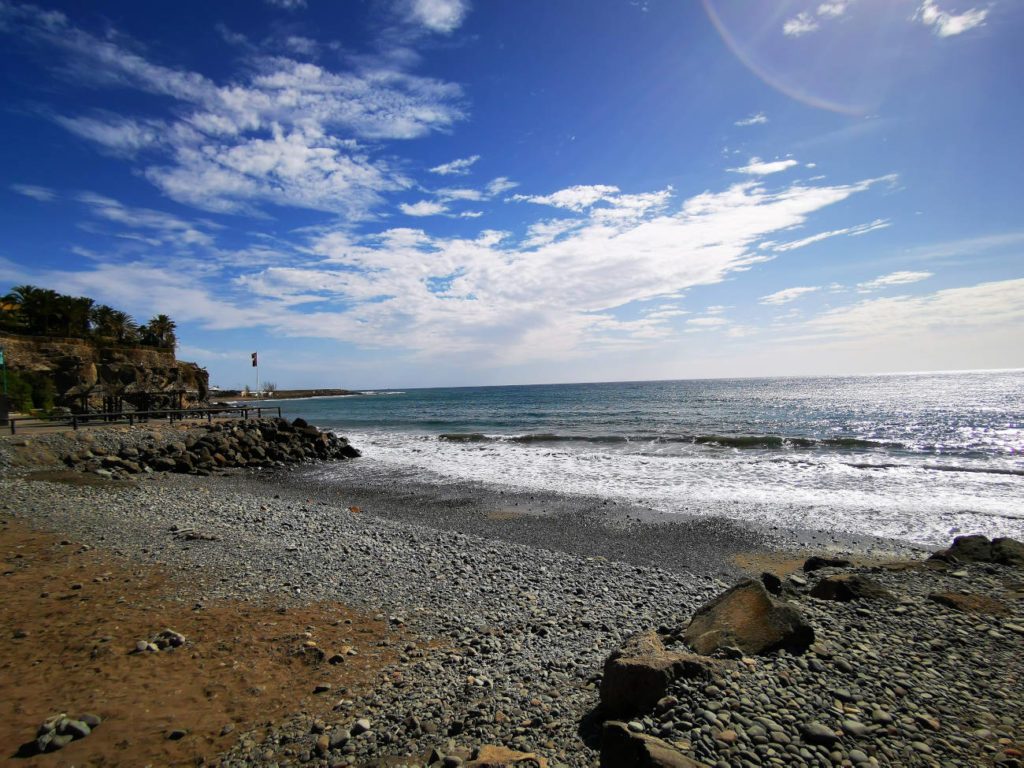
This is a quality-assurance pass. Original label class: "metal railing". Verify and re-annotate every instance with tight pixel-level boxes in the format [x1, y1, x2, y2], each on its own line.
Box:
[5, 405, 282, 435]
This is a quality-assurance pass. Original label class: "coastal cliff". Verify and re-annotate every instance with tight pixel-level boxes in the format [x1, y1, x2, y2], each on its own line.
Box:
[0, 332, 208, 412]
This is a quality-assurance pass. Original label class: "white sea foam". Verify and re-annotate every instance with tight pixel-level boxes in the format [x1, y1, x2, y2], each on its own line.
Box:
[337, 429, 1024, 547]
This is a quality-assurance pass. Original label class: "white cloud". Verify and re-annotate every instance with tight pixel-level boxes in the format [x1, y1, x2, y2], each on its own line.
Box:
[915, 1, 988, 37]
[817, 1, 851, 18]
[760, 286, 821, 305]
[686, 316, 730, 332]
[783, 12, 819, 37]
[857, 270, 933, 292]
[10, 183, 56, 201]
[236, 174, 885, 360]
[734, 112, 768, 127]
[4, 6, 464, 218]
[284, 35, 318, 56]
[54, 114, 163, 156]
[399, 200, 448, 216]
[512, 184, 621, 211]
[730, 157, 799, 175]
[437, 187, 484, 201]
[429, 155, 480, 175]
[76, 192, 215, 247]
[772, 218, 891, 251]
[404, 0, 469, 33]
[6, 171, 893, 365]
[265, 0, 306, 8]
[486, 177, 518, 196]
[808, 279, 1024, 340]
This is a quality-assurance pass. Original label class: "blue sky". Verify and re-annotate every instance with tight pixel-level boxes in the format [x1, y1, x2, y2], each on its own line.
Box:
[1, 0, 1022, 389]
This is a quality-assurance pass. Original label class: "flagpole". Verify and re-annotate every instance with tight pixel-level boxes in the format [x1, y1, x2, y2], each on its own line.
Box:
[255, 352, 259, 399]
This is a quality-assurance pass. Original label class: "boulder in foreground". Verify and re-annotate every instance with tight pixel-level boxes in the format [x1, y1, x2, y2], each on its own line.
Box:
[683, 579, 814, 656]
[602, 721, 710, 768]
[600, 630, 719, 718]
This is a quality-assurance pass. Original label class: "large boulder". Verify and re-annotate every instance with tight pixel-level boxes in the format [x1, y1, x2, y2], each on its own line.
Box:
[683, 579, 814, 656]
[601, 721, 711, 768]
[809, 575, 893, 602]
[929, 535, 1024, 567]
[992, 538, 1024, 567]
[601, 630, 719, 718]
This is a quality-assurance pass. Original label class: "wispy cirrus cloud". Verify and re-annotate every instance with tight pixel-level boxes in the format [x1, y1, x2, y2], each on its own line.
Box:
[857, 270, 933, 292]
[1, 2, 465, 218]
[429, 155, 480, 176]
[221, 174, 887, 361]
[77, 192, 216, 248]
[729, 157, 799, 175]
[807, 279, 1024, 340]
[54, 114, 165, 157]
[771, 218, 891, 252]
[760, 286, 822, 305]
[734, 112, 768, 127]
[915, 0, 988, 37]
[10, 183, 56, 202]
[3, 169, 892, 364]
[783, 12, 819, 37]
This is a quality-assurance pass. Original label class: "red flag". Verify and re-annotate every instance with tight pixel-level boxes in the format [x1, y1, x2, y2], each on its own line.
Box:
[251, 352, 257, 367]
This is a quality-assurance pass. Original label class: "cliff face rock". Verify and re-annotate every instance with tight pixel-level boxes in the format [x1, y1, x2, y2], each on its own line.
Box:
[0, 332, 208, 411]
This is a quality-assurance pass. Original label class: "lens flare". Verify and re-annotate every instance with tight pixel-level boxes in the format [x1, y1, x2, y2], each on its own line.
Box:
[702, 0, 917, 115]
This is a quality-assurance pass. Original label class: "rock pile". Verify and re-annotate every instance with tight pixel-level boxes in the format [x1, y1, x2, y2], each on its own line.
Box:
[132, 628, 187, 653]
[595, 542, 1024, 768]
[59, 417, 360, 477]
[27, 712, 102, 755]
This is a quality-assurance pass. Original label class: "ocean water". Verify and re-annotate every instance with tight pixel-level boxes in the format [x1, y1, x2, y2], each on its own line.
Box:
[264, 371, 1024, 547]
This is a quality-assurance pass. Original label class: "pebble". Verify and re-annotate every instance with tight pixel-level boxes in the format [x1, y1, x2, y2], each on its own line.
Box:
[2, 436, 1020, 768]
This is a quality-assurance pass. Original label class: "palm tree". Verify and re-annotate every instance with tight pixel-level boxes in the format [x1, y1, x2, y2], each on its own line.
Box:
[141, 314, 177, 348]
[90, 304, 117, 341]
[106, 310, 139, 345]
[55, 295, 94, 338]
[5, 285, 60, 335]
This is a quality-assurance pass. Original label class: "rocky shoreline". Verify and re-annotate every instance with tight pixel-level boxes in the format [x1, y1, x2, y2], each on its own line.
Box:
[1, 429, 1021, 767]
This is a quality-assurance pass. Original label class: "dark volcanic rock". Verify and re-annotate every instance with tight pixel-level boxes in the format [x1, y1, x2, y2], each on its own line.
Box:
[802, 555, 853, 572]
[992, 537, 1024, 567]
[601, 630, 720, 717]
[683, 579, 814, 656]
[809, 574, 893, 602]
[602, 721, 710, 767]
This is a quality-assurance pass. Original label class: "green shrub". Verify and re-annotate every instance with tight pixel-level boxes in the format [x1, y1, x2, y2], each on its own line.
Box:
[3, 370, 56, 412]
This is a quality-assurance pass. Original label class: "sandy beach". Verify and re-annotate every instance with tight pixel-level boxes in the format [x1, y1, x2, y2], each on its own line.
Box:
[1, 425, 1021, 767]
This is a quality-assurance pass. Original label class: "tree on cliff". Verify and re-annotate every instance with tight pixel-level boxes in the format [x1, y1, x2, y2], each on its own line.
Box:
[141, 314, 177, 348]
[3, 284, 179, 349]
[55, 294, 94, 337]
[90, 304, 140, 344]
[2, 285, 61, 335]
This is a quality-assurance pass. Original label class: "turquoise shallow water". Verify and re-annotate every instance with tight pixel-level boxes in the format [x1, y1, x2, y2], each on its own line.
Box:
[260, 371, 1024, 546]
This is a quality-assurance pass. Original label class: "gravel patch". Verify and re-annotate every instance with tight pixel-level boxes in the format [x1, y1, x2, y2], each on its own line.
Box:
[3, 440, 1009, 768]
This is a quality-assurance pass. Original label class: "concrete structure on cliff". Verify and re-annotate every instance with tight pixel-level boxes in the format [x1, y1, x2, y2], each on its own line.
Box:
[0, 332, 208, 413]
